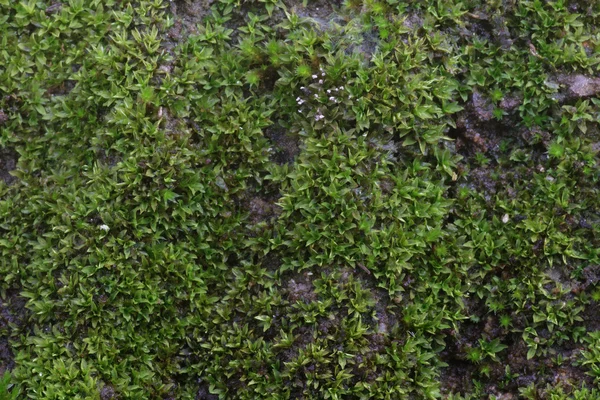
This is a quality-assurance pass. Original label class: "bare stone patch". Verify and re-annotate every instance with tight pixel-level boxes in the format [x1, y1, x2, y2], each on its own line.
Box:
[471, 89, 494, 122]
[556, 74, 600, 99]
[499, 93, 521, 112]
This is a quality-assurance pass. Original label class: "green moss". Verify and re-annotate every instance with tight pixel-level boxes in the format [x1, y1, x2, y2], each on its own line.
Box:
[1, 0, 600, 398]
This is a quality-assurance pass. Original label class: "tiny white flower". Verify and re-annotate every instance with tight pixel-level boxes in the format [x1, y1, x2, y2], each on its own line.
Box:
[329, 96, 335, 101]
[327, 89, 331, 93]
[318, 79, 323, 84]
[314, 94, 318, 98]
[339, 86, 344, 90]
[502, 214, 509, 224]
[99, 224, 110, 232]
[300, 86, 305, 90]
[312, 74, 318, 79]
[321, 72, 325, 76]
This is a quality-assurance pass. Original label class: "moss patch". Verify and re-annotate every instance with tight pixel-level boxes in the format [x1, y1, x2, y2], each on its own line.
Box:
[1, 0, 600, 398]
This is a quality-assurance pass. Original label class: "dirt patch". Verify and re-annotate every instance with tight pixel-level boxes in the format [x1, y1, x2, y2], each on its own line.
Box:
[581, 301, 600, 333]
[0, 289, 28, 375]
[239, 176, 283, 228]
[440, 298, 501, 394]
[96, 148, 121, 168]
[196, 380, 218, 400]
[471, 89, 495, 123]
[0, 147, 18, 186]
[462, 12, 514, 50]
[167, 0, 251, 47]
[447, 87, 554, 205]
[467, 166, 523, 201]
[449, 82, 553, 166]
[265, 123, 300, 165]
[0, 109, 8, 125]
[285, 271, 317, 303]
[439, 358, 477, 396]
[0, 339, 12, 376]
[452, 90, 523, 156]
[286, 0, 344, 24]
[502, 337, 592, 393]
[261, 252, 281, 273]
[163, 18, 185, 55]
[169, 0, 215, 34]
[159, 106, 189, 141]
[278, 324, 315, 363]
[46, 80, 76, 97]
[373, 294, 396, 335]
[99, 383, 118, 400]
[245, 196, 282, 224]
[164, 0, 228, 55]
[402, 12, 424, 32]
[440, 306, 593, 398]
[464, 14, 494, 41]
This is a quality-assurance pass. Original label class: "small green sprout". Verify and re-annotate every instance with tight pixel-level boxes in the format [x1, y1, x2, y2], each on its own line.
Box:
[499, 314, 512, 330]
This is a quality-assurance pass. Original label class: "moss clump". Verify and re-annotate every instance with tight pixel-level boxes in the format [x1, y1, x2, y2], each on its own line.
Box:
[1, 0, 600, 398]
